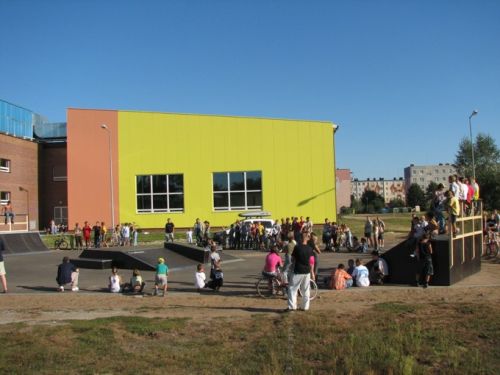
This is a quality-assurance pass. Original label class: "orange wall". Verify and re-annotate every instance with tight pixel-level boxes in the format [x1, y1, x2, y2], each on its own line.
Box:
[67, 109, 119, 228]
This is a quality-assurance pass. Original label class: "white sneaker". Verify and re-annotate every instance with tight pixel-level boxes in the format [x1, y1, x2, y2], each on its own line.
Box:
[58, 286, 64, 292]
[71, 287, 79, 292]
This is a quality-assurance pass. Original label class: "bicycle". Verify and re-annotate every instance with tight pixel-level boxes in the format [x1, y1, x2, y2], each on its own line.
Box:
[256, 268, 318, 301]
[484, 231, 499, 257]
[54, 235, 69, 250]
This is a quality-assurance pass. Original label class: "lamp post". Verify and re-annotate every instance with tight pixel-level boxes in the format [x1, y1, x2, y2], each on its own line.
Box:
[18, 186, 29, 230]
[100, 124, 115, 230]
[468, 110, 478, 181]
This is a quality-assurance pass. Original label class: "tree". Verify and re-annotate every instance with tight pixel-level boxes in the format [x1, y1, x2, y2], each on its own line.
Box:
[350, 195, 364, 214]
[455, 133, 500, 211]
[407, 183, 426, 209]
[361, 190, 385, 214]
[388, 198, 406, 208]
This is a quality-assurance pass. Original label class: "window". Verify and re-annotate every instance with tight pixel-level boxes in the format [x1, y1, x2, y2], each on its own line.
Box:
[53, 165, 67, 181]
[1, 191, 10, 205]
[213, 171, 262, 211]
[54, 206, 68, 225]
[136, 174, 184, 213]
[0, 159, 10, 173]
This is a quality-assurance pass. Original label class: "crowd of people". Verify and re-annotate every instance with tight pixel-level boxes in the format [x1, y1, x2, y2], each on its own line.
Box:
[48, 221, 140, 250]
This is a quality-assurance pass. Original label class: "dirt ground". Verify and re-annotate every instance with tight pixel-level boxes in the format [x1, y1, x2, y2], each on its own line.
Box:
[1, 251, 499, 326]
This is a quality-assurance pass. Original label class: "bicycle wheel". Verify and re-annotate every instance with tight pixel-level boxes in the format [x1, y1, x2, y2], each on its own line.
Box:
[487, 241, 499, 257]
[256, 278, 279, 298]
[309, 279, 318, 301]
[58, 240, 69, 250]
[297, 279, 319, 301]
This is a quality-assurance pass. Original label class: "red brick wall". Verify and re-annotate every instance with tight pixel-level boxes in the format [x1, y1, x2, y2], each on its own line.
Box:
[0, 133, 39, 229]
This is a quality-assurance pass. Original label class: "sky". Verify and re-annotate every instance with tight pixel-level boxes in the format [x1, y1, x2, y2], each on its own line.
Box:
[1, 0, 499, 179]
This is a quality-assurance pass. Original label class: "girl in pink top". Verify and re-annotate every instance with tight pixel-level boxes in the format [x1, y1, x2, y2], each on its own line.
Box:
[263, 246, 283, 276]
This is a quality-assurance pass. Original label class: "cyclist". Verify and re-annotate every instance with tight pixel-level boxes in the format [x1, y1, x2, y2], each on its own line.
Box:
[262, 244, 283, 279]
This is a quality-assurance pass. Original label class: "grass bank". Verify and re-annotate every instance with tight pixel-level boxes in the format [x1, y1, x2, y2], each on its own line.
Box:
[0, 301, 497, 374]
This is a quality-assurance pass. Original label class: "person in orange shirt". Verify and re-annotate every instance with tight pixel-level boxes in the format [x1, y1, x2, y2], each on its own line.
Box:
[329, 263, 353, 290]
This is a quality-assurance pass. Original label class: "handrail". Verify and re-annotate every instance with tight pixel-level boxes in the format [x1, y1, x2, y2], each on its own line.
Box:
[0, 213, 29, 232]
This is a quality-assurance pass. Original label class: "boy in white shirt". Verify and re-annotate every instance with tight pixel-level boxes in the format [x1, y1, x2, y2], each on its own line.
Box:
[195, 264, 207, 291]
[352, 259, 370, 287]
[186, 229, 193, 244]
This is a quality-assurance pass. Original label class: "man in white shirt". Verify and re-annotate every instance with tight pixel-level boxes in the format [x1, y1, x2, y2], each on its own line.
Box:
[448, 175, 459, 198]
[352, 259, 370, 287]
[458, 177, 468, 203]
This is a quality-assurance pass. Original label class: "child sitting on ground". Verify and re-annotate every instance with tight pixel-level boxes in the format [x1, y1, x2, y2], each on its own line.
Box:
[123, 269, 145, 293]
[195, 263, 207, 291]
[109, 267, 122, 293]
[329, 263, 353, 290]
[356, 237, 368, 253]
[346, 259, 355, 276]
[154, 257, 169, 297]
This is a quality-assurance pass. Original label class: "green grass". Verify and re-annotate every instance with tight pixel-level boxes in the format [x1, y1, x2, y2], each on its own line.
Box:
[0, 302, 497, 374]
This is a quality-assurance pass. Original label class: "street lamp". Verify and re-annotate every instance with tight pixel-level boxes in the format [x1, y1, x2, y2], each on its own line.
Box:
[468, 110, 478, 181]
[18, 186, 29, 229]
[100, 124, 115, 230]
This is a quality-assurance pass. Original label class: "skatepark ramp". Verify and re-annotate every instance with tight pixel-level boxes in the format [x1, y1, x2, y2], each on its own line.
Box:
[73, 249, 157, 271]
[0, 232, 49, 254]
[72, 246, 208, 271]
[164, 241, 210, 264]
[383, 215, 482, 286]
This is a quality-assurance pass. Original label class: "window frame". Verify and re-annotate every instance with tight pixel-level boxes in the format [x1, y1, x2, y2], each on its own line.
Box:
[0, 158, 10, 173]
[1, 191, 11, 205]
[135, 174, 184, 214]
[53, 206, 68, 225]
[212, 171, 263, 211]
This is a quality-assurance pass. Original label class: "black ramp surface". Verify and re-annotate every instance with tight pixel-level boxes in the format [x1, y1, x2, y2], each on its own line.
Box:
[0, 233, 49, 254]
[129, 248, 237, 269]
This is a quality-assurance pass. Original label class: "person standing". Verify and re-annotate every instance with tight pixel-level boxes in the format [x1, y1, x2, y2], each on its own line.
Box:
[433, 183, 447, 234]
[82, 221, 92, 249]
[0, 238, 7, 293]
[2, 201, 14, 224]
[376, 217, 386, 250]
[308, 232, 321, 282]
[74, 223, 83, 251]
[209, 244, 221, 281]
[286, 232, 314, 312]
[92, 221, 101, 248]
[364, 217, 373, 248]
[193, 218, 204, 245]
[472, 178, 480, 215]
[165, 218, 175, 242]
[100, 222, 108, 248]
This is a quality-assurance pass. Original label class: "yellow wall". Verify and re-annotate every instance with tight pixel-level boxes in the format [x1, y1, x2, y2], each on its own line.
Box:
[118, 111, 336, 228]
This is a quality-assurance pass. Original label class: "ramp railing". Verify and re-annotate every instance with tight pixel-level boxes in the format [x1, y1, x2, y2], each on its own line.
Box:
[0, 213, 29, 233]
[449, 200, 483, 267]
